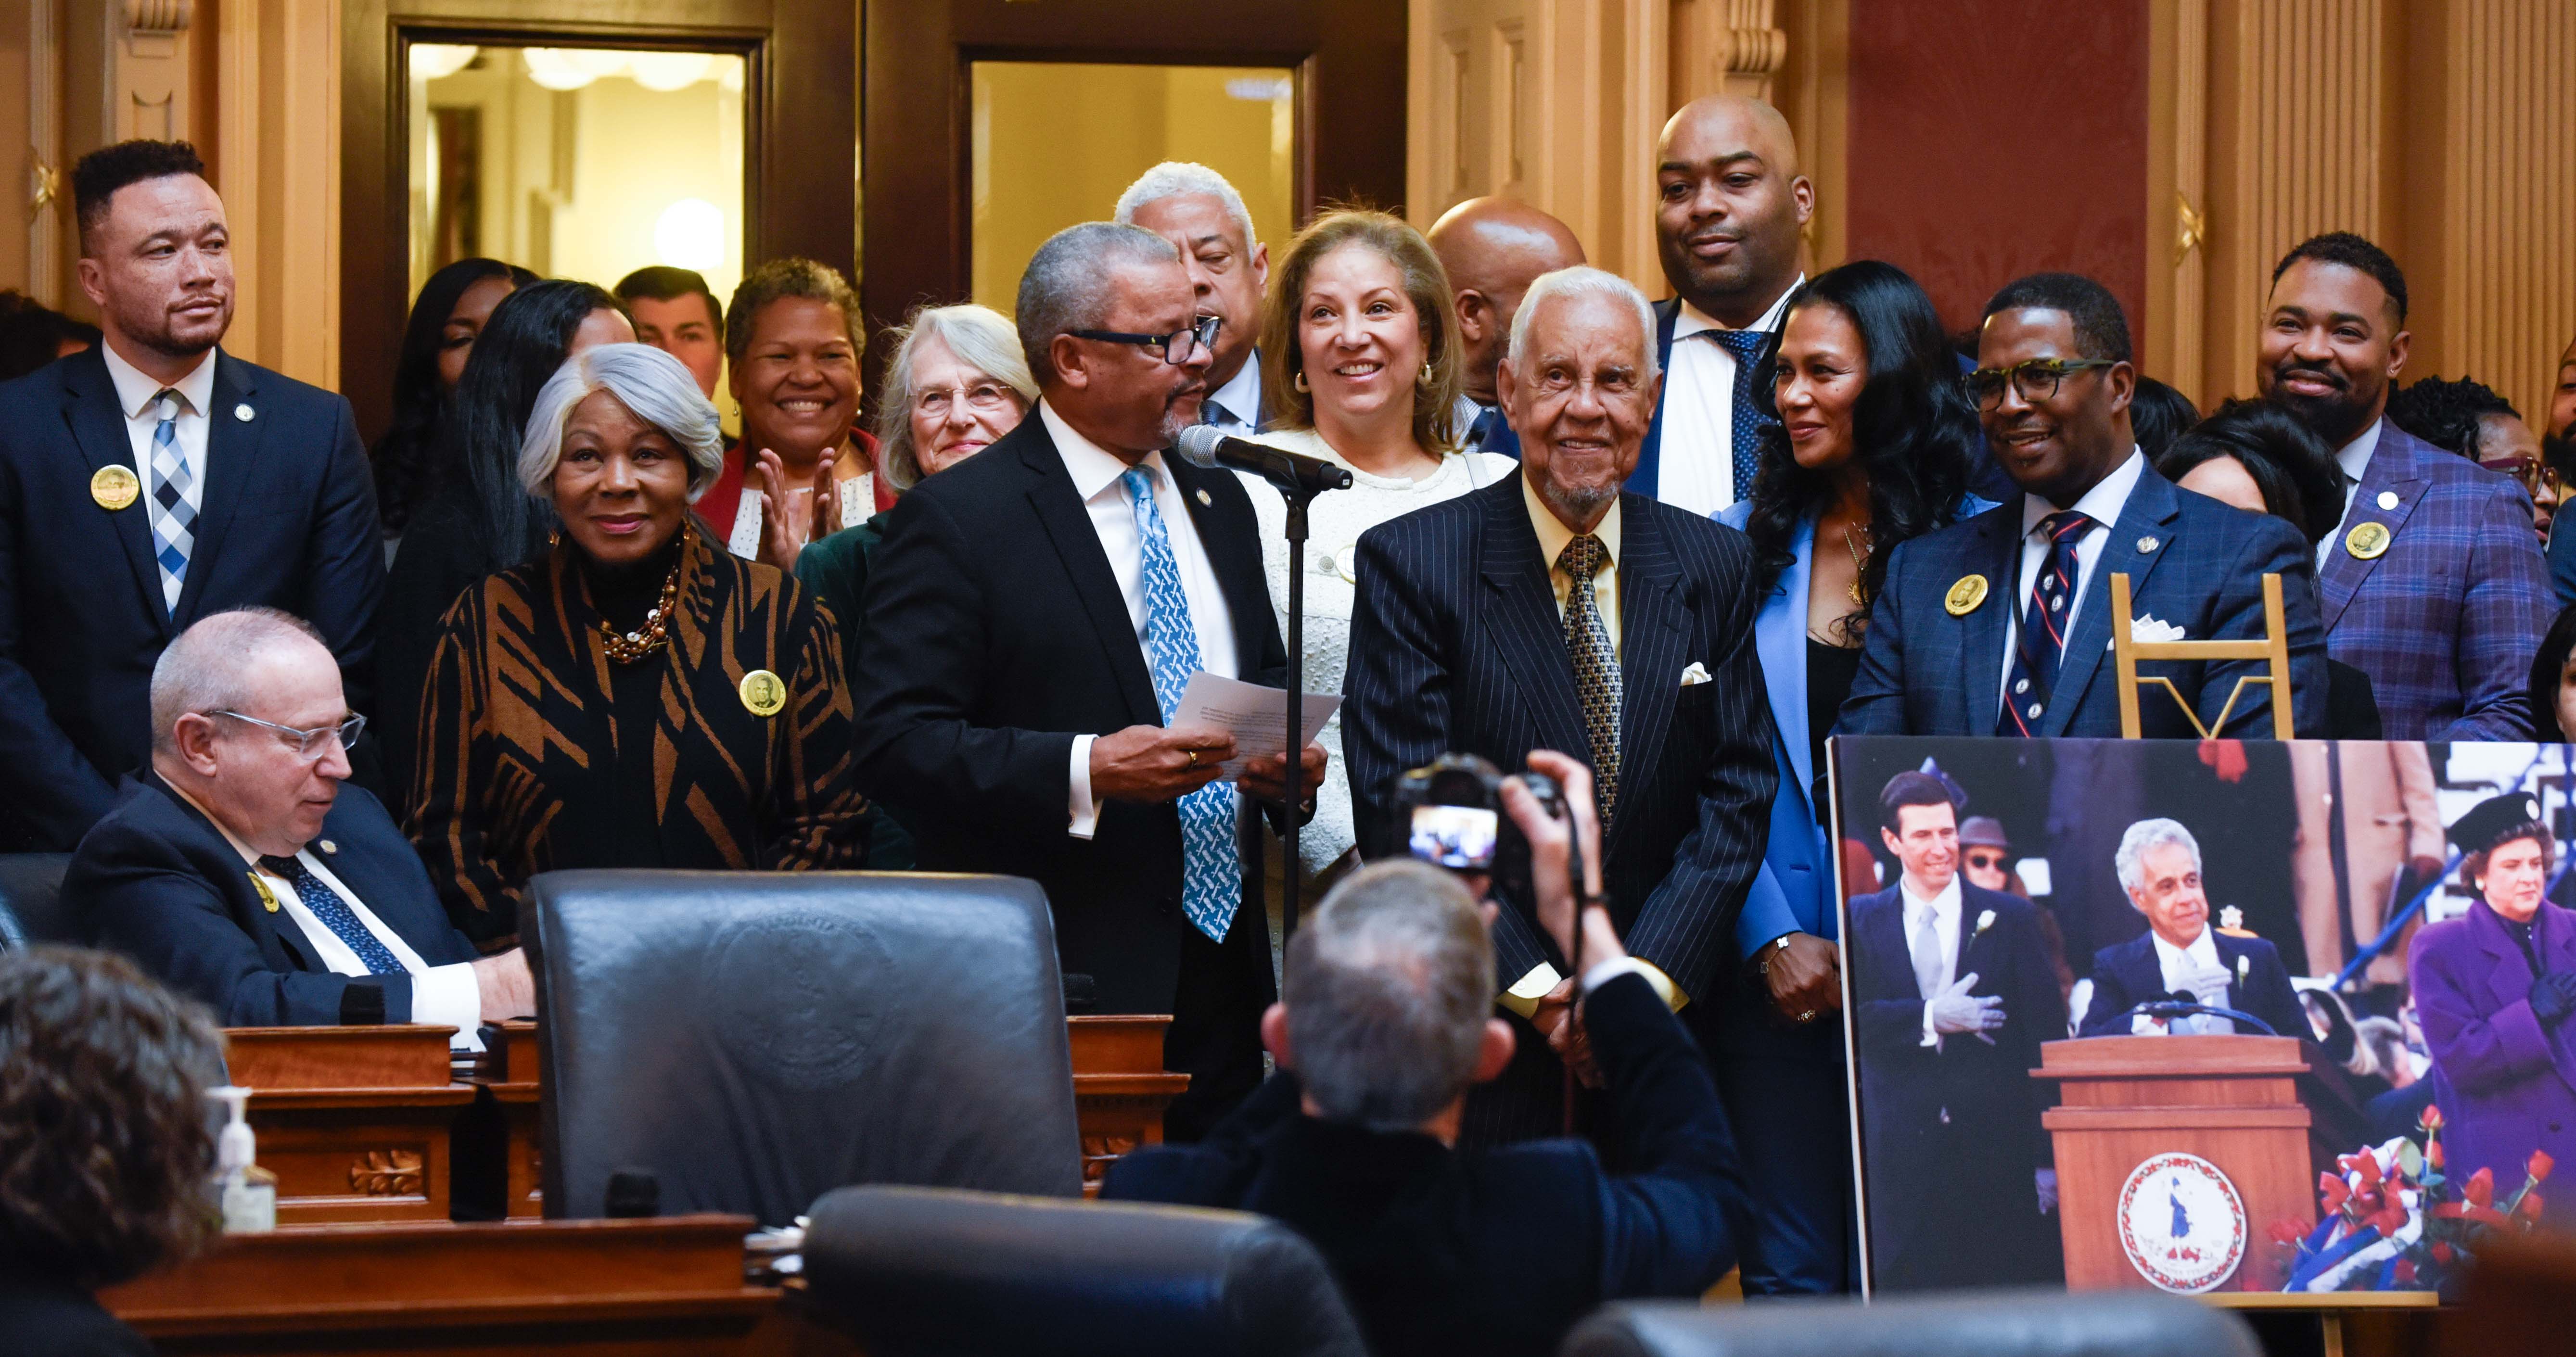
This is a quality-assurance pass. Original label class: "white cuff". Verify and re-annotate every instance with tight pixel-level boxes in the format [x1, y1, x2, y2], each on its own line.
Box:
[1921, 1002, 1940, 1049]
[1069, 734, 1098, 839]
[412, 962, 486, 1052]
[1580, 956, 1654, 996]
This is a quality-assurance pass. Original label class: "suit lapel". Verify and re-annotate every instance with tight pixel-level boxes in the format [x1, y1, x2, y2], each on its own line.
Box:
[141, 768, 312, 969]
[1610, 501, 1689, 857]
[1952, 507, 2019, 733]
[1016, 424, 1161, 727]
[1634, 299, 1682, 500]
[1169, 457, 1274, 680]
[2045, 470, 2181, 737]
[1861, 893, 1910, 1000]
[1760, 516, 1816, 802]
[172, 352, 265, 624]
[2318, 421, 2427, 632]
[59, 350, 173, 634]
[1478, 476, 1592, 761]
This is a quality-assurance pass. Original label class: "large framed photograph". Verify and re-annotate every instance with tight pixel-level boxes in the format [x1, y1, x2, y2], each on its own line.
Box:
[1828, 737, 2573, 1300]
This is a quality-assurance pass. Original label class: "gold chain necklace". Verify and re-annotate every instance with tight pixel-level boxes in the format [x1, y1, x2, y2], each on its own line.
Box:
[1841, 523, 1874, 605]
[596, 557, 683, 664]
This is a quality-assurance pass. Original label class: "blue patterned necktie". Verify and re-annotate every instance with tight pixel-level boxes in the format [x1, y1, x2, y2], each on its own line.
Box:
[146, 388, 195, 613]
[259, 854, 404, 976]
[1121, 466, 1241, 943]
[1997, 510, 2096, 736]
[1697, 328, 1773, 506]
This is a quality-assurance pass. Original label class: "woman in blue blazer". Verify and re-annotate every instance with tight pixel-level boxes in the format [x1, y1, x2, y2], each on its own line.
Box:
[1711, 260, 1991, 1294]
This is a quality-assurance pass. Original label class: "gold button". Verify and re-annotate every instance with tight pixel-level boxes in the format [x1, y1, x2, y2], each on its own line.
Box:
[739, 668, 787, 717]
[2345, 520, 2392, 560]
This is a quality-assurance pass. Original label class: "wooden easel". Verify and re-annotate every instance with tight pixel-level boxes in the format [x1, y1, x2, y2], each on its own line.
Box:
[2109, 571, 2295, 739]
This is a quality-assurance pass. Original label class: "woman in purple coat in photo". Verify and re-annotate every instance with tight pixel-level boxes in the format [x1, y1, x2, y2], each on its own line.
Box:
[2410, 793, 2576, 1227]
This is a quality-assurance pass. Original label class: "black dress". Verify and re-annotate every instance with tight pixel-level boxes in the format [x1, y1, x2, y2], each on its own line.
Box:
[1806, 639, 1863, 822]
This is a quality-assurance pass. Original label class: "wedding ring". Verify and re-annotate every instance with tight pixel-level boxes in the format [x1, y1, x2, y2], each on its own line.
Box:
[1185, 748, 1199, 768]
[1798, 1010, 1816, 1023]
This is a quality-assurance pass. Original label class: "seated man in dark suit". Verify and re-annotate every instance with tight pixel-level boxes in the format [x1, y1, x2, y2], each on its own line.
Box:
[1838, 272, 2328, 738]
[67, 608, 528, 1041]
[2078, 817, 2306, 1039]
[1106, 754, 1744, 1357]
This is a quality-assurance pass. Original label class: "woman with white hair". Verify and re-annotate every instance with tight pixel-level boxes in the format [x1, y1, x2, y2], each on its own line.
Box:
[408, 342, 866, 945]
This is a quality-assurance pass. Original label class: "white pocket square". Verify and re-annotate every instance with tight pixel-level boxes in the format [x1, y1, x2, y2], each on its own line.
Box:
[2130, 615, 2185, 643]
[1679, 662, 1712, 687]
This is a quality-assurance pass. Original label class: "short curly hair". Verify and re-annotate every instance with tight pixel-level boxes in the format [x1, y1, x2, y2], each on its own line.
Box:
[0, 946, 224, 1288]
[72, 140, 208, 256]
[2386, 375, 2520, 459]
[724, 257, 864, 368]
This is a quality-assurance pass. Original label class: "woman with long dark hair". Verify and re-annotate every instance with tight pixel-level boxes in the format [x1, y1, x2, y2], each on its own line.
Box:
[371, 258, 534, 549]
[1710, 258, 1992, 1296]
[375, 280, 633, 802]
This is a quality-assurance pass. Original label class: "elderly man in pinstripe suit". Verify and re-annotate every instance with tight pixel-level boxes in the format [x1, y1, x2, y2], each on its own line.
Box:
[1343, 266, 1776, 1143]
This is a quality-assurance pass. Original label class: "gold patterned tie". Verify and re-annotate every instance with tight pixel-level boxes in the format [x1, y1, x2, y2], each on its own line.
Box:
[1557, 534, 1622, 824]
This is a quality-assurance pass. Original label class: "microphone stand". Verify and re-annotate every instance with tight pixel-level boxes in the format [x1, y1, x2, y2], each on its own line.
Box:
[1278, 482, 1323, 948]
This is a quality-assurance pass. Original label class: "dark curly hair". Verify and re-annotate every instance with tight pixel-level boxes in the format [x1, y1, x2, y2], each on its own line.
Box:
[0, 946, 224, 1289]
[1741, 260, 1978, 635]
[72, 140, 206, 255]
[2386, 375, 2519, 459]
[2128, 376, 2200, 462]
[2156, 397, 2346, 545]
[371, 258, 533, 536]
[2273, 231, 2409, 324]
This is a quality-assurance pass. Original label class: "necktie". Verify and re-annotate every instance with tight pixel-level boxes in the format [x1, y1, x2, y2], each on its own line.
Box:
[1997, 509, 2095, 736]
[1557, 534, 1622, 824]
[1200, 399, 1234, 431]
[1121, 466, 1241, 943]
[1464, 405, 1503, 452]
[146, 388, 195, 614]
[1698, 328, 1773, 506]
[1912, 905, 1945, 1000]
[258, 854, 403, 976]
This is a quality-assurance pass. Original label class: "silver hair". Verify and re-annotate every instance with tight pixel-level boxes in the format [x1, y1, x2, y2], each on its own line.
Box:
[1283, 860, 1495, 1132]
[1505, 265, 1661, 383]
[872, 304, 1039, 491]
[516, 342, 726, 502]
[149, 608, 327, 754]
[1015, 222, 1181, 386]
[2114, 817, 2203, 896]
[1112, 161, 1260, 253]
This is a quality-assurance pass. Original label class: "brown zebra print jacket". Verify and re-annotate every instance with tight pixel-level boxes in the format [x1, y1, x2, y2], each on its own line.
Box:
[407, 527, 865, 946]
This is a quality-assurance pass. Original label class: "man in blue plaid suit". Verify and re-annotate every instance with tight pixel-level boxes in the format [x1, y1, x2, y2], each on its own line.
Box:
[1838, 273, 2329, 739]
[2257, 232, 2553, 741]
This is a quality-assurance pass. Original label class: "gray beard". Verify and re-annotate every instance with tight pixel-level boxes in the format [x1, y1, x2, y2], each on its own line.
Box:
[1543, 479, 1618, 525]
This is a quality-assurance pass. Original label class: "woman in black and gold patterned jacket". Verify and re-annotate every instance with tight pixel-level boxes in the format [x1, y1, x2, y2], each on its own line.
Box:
[408, 342, 865, 947]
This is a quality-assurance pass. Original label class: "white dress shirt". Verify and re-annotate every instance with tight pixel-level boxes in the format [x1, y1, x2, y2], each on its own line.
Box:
[1657, 278, 1802, 518]
[2316, 418, 2385, 571]
[1998, 448, 2147, 718]
[100, 342, 216, 614]
[1201, 349, 1265, 435]
[167, 783, 483, 1050]
[1901, 872, 1962, 1048]
[2145, 926, 2234, 1035]
[1044, 400, 1241, 838]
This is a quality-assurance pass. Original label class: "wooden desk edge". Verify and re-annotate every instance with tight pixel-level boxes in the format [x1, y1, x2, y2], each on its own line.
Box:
[2199, 1291, 2444, 1310]
[124, 1288, 781, 1337]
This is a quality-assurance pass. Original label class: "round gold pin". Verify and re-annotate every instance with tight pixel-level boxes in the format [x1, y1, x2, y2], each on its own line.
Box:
[249, 872, 280, 913]
[1944, 574, 1989, 616]
[2345, 520, 2392, 560]
[91, 464, 140, 511]
[739, 668, 787, 717]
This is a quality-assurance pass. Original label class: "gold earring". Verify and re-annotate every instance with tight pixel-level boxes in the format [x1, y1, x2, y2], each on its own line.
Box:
[1419, 361, 1436, 387]
[1293, 370, 1310, 393]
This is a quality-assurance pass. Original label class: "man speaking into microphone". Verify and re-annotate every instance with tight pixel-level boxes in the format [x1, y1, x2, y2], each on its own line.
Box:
[853, 222, 1323, 1140]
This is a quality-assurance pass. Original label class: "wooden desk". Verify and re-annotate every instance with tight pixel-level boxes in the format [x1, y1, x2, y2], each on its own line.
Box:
[1069, 1014, 1191, 1194]
[224, 1025, 478, 1225]
[473, 1018, 544, 1219]
[101, 1216, 790, 1356]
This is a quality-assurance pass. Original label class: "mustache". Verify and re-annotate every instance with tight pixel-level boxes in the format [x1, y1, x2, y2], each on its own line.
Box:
[2272, 360, 2347, 391]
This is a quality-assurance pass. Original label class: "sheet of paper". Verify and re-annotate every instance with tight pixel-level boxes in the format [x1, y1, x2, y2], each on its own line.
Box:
[1171, 672, 1339, 778]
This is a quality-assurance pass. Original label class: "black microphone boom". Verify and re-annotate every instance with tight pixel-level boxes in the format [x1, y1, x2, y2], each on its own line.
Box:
[1175, 426, 1353, 494]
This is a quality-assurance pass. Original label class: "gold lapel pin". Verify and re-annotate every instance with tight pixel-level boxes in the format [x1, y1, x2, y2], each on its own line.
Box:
[90, 465, 140, 511]
[1945, 575, 1989, 616]
[739, 668, 787, 717]
[2345, 520, 2392, 560]
[1195, 488, 1213, 507]
[318, 840, 337, 855]
[249, 872, 280, 913]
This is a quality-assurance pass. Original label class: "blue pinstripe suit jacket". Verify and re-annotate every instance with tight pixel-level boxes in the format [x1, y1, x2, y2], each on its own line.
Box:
[2319, 420, 2553, 741]
[1341, 470, 1777, 1004]
[1836, 463, 2331, 738]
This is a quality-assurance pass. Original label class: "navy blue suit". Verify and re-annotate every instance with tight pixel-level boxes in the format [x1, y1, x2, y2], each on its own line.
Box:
[1103, 972, 1745, 1357]
[2076, 928, 2306, 1040]
[68, 773, 478, 1027]
[0, 348, 383, 850]
[1847, 879, 2065, 1290]
[1837, 465, 2329, 738]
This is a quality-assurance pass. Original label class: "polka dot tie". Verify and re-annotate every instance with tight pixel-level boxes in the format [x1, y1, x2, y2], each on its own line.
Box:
[258, 854, 403, 976]
[1557, 534, 1622, 824]
[1698, 328, 1774, 504]
[1997, 509, 2095, 736]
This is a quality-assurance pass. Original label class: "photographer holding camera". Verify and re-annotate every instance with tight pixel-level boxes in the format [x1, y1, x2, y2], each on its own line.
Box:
[1103, 750, 1748, 1357]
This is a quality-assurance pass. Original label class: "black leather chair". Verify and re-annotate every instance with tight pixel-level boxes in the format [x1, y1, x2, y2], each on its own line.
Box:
[801, 1184, 1369, 1357]
[0, 854, 77, 949]
[523, 870, 1084, 1225]
[1561, 1290, 2261, 1357]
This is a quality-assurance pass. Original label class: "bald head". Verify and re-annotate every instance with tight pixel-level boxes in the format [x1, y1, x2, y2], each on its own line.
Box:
[1655, 96, 1811, 326]
[1427, 198, 1588, 403]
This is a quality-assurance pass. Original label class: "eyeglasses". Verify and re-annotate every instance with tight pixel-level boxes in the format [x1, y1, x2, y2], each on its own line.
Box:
[913, 381, 1018, 420]
[2482, 456, 2561, 498]
[1964, 850, 2010, 870]
[208, 710, 366, 761]
[1965, 358, 2117, 411]
[1066, 314, 1222, 367]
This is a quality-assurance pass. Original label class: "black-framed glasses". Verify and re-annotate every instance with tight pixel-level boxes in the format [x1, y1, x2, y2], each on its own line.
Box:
[209, 710, 366, 761]
[1965, 357, 2117, 410]
[1066, 314, 1222, 366]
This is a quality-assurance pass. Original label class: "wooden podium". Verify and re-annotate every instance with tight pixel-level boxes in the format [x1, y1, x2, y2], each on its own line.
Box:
[2036, 1035, 2316, 1292]
[223, 1025, 477, 1224]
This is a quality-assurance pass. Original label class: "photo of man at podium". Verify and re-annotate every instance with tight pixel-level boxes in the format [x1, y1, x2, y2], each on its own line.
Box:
[2076, 819, 2306, 1040]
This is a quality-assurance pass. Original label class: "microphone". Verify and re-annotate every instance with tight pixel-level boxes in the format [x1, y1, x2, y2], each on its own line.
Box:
[1175, 425, 1353, 495]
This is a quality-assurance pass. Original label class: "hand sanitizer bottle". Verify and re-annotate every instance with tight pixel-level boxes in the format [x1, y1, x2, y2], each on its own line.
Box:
[205, 1086, 276, 1233]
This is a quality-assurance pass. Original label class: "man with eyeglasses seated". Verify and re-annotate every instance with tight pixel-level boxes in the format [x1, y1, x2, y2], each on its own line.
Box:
[67, 607, 529, 1042]
[1837, 272, 2329, 738]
